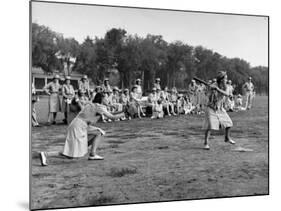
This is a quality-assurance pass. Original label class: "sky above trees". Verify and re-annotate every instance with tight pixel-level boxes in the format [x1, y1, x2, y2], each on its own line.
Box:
[31, 1, 268, 67]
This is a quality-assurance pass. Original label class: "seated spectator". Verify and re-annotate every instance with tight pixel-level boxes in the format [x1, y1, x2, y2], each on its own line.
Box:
[129, 85, 145, 118]
[170, 87, 180, 115]
[120, 89, 131, 120]
[160, 87, 176, 116]
[112, 87, 123, 113]
[147, 87, 158, 117]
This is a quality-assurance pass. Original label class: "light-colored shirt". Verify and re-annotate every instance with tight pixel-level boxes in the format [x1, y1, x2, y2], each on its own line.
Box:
[243, 82, 254, 92]
[78, 81, 90, 94]
[44, 82, 61, 94]
[62, 84, 75, 99]
[135, 84, 142, 99]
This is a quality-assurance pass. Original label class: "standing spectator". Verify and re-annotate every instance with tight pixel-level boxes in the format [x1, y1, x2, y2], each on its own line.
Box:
[62, 76, 75, 124]
[188, 79, 198, 108]
[242, 76, 255, 110]
[44, 74, 61, 125]
[225, 80, 235, 111]
[135, 78, 143, 99]
[153, 78, 161, 90]
[101, 78, 112, 93]
[78, 75, 90, 98]
[32, 82, 40, 127]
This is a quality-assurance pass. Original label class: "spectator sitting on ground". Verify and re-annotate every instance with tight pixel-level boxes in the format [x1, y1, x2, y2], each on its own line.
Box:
[151, 98, 164, 119]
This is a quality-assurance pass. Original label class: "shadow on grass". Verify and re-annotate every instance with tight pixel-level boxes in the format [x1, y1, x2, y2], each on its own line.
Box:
[106, 167, 137, 177]
[92, 195, 115, 205]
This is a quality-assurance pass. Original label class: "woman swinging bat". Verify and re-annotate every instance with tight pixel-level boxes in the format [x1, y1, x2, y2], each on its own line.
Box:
[196, 71, 236, 150]
[39, 93, 125, 166]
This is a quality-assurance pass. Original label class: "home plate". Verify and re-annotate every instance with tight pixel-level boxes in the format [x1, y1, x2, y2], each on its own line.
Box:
[232, 146, 254, 152]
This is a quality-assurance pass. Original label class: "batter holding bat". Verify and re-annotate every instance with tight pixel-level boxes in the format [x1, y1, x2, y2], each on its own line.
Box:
[194, 71, 235, 150]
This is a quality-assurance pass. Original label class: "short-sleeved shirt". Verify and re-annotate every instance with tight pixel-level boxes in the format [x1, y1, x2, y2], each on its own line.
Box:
[226, 85, 234, 96]
[170, 93, 178, 102]
[101, 84, 112, 93]
[153, 83, 161, 90]
[44, 82, 61, 94]
[77, 103, 109, 124]
[148, 93, 158, 103]
[120, 94, 130, 104]
[188, 84, 198, 95]
[135, 85, 142, 99]
[62, 84, 75, 99]
[207, 84, 226, 111]
[112, 93, 120, 104]
[243, 82, 254, 92]
[130, 92, 139, 102]
[79, 81, 90, 94]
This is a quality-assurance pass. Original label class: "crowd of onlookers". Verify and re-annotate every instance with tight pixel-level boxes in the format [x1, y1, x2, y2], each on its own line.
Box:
[31, 74, 255, 127]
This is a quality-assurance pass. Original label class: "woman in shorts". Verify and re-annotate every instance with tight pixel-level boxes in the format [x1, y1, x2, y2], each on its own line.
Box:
[203, 71, 236, 150]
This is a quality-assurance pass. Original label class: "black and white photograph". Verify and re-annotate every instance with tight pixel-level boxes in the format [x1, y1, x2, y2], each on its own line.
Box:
[30, 1, 269, 210]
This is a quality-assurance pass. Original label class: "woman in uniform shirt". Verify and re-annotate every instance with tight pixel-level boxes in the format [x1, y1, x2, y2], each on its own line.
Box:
[39, 93, 125, 166]
[43, 74, 61, 125]
[62, 76, 75, 124]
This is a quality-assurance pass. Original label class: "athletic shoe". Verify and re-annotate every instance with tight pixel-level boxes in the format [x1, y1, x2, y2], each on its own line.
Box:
[203, 144, 210, 150]
[39, 152, 48, 166]
[225, 139, 236, 144]
[88, 155, 104, 160]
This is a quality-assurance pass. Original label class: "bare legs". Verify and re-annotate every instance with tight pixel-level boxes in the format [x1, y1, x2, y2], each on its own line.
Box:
[204, 127, 234, 150]
[88, 133, 102, 158]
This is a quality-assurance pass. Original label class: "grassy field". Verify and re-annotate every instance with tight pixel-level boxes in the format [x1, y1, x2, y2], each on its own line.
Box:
[31, 96, 268, 210]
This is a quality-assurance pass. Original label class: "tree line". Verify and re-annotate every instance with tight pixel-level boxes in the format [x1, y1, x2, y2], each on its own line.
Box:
[32, 23, 268, 94]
